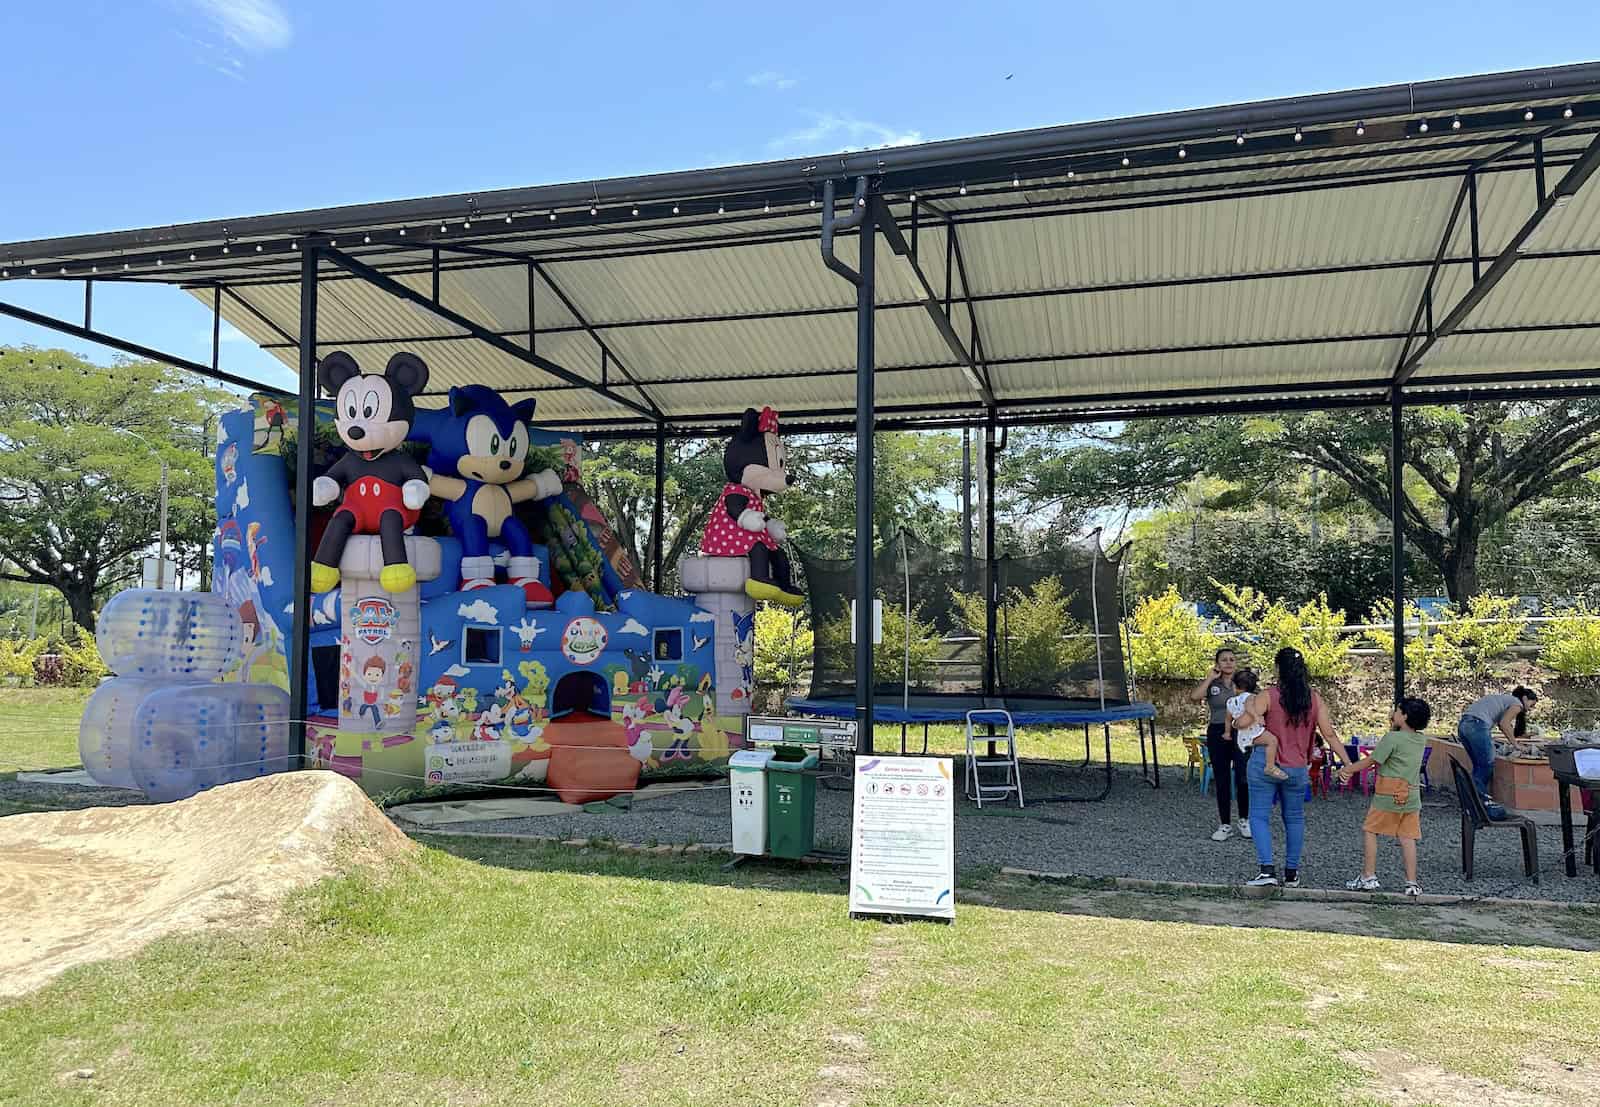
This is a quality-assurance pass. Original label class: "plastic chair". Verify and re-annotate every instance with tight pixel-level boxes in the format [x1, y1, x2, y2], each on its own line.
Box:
[1183, 736, 1211, 794]
[1450, 758, 1538, 882]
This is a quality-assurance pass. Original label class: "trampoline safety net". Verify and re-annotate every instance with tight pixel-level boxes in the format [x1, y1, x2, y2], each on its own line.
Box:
[797, 532, 1131, 706]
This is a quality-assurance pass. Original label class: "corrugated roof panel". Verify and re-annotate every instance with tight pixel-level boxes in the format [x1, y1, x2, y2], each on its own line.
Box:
[1417, 329, 1600, 374]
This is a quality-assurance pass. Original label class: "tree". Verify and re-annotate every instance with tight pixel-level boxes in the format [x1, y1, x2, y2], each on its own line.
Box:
[1014, 402, 1600, 602]
[0, 348, 228, 630]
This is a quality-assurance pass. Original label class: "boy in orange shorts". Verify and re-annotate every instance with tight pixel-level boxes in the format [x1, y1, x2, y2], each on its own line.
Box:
[1340, 697, 1432, 897]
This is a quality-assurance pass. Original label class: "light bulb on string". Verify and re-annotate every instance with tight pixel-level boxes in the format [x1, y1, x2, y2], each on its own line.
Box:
[1177, 146, 1186, 159]
[1451, 117, 1461, 130]
[398, 228, 405, 237]
[1120, 155, 1130, 166]
[763, 201, 770, 212]
[1235, 131, 1245, 145]
[463, 219, 472, 228]
[672, 203, 680, 214]
[1012, 174, 1020, 187]
[439, 224, 447, 232]
[505, 214, 513, 224]
[1418, 120, 1429, 133]
[549, 211, 557, 221]
[1525, 108, 1535, 121]
[959, 182, 967, 195]
[256, 243, 264, 250]
[363, 235, 371, 244]
[590, 205, 598, 216]
[222, 245, 229, 254]
[632, 206, 639, 217]
[717, 203, 724, 214]
[1356, 121, 1365, 136]
[1564, 105, 1575, 119]
[1293, 127, 1303, 142]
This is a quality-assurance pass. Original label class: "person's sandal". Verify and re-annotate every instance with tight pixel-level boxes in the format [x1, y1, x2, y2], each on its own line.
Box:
[1344, 875, 1381, 892]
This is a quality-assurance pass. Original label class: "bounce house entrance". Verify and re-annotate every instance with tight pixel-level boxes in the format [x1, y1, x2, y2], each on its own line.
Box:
[551, 671, 611, 721]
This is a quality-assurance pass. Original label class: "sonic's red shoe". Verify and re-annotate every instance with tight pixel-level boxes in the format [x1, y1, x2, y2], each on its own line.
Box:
[508, 556, 553, 607]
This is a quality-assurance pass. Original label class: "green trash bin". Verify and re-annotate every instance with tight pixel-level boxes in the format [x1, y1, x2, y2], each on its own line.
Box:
[765, 745, 819, 859]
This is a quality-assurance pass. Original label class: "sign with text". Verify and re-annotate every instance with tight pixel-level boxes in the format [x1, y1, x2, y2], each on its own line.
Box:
[424, 740, 513, 784]
[745, 715, 857, 756]
[849, 756, 955, 921]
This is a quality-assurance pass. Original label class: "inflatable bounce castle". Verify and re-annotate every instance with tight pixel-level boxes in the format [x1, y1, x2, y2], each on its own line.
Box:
[82, 351, 772, 805]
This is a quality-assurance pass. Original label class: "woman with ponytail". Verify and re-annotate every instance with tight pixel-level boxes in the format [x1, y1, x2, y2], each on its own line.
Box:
[1233, 647, 1347, 888]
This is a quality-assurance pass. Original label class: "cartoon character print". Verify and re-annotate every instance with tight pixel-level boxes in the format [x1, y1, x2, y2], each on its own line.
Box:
[357, 655, 388, 730]
[731, 609, 755, 703]
[253, 397, 288, 450]
[420, 385, 563, 606]
[661, 686, 697, 761]
[473, 702, 506, 743]
[621, 695, 654, 764]
[309, 351, 432, 595]
[699, 406, 803, 608]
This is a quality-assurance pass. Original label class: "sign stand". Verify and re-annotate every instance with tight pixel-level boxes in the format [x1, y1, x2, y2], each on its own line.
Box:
[848, 756, 955, 922]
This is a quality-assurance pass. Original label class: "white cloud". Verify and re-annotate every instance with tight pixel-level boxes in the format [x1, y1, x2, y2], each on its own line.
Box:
[256, 565, 273, 588]
[233, 480, 249, 513]
[747, 70, 798, 91]
[618, 618, 649, 637]
[690, 610, 714, 623]
[444, 664, 470, 680]
[185, 0, 292, 51]
[768, 113, 923, 156]
[458, 598, 499, 623]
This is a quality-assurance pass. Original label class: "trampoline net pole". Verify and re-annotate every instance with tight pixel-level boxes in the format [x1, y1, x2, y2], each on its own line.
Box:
[1091, 535, 1106, 711]
[902, 531, 911, 714]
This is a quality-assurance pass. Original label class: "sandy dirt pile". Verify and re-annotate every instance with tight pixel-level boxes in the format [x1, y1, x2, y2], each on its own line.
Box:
[0, 770, 414, 998]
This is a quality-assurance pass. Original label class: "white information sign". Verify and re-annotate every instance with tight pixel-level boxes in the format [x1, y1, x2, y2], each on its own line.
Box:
[849, 756, 955, 920]
[424, 740, 513, 785]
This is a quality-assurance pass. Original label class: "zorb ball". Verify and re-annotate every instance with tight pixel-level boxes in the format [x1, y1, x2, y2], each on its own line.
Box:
[78, 677, 171, 790]
[96, 589, 244, 680]
[129, 685, 235, 802]
[217, 683, 293, 783]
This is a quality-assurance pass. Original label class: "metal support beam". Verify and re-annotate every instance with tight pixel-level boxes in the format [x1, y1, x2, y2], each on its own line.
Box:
[1393, 175, 1471, 381]
[525, 260, 663, 416]
[1468, 171, 1481, 281]
[0, 298, 287, 394]
[872, 195, 996, 406]
[1390, 397, 1407, 702]
[223, 286, 299, 347]
[288, 244, 321, 771]
[1394, 130, 1600, 387]
[983, 412, 999, 698]
[651, 424, 666, 590]
[83, 280, 92, 329]
[211, 285, 222, 374]
[320, 246, 656, 420]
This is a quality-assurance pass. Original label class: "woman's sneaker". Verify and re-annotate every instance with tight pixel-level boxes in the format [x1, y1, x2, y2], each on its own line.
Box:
[1235, 819, 1252, 839]
[1282, 871, 1301, 889]
[1245, 870, 1279, 887]
[1211, 824, 1235, 842]
[1344, 874, 1381, 892]
[1403, 882, 1422, 898]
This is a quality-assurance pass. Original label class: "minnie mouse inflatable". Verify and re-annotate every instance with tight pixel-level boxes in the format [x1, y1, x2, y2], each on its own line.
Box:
[309, 351, 431, 594]
[699, 406, 803, 607]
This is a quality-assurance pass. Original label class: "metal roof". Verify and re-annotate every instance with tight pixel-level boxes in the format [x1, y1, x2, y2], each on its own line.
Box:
[6, 62, 1600, 432]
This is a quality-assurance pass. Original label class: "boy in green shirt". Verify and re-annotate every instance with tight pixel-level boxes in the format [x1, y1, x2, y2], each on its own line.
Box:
[1339, 697, 1432, 897]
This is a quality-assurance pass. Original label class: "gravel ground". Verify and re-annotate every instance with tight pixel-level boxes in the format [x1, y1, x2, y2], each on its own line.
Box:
[0, 776, 147, 812]
[427, 761, 1600, 903]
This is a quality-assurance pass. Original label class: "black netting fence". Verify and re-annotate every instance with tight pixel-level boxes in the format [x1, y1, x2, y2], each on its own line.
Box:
[799, 532, 1130, 705]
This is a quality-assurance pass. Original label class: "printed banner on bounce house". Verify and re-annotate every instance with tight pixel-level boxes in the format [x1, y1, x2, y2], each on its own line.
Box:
[849, 757, 955, 921]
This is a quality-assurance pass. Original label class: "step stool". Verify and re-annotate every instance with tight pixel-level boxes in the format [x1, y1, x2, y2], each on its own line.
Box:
[964, 708, 1023, 809]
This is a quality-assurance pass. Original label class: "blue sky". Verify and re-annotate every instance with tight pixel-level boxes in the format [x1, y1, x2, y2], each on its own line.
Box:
[1, 0, 1596, 391]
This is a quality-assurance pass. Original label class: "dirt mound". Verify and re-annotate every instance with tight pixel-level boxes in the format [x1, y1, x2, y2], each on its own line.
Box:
[0, 770, 414, 998]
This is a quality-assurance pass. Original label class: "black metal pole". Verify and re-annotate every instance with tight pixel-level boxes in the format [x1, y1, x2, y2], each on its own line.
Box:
[212, 285, 222, 374]
[983, 411, 998, 698]
[289, 244, 320, 771]
[651, 422, 666, 590]
[854, 201, 877, 754]
[961, 426, 973, 590]
[1390, 397, 1407, 702]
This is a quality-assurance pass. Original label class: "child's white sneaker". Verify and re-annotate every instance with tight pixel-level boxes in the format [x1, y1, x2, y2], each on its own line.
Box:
[1344, 874, 1381, 892]
[1235, 819, 1252, 839]
[1211, 824, 1234, 842]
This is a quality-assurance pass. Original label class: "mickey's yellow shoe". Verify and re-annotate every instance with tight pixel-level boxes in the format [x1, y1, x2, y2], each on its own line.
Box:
[310, 562, 340, 593]
[379, 563, 418, 593]
[745, 579, 805, 608]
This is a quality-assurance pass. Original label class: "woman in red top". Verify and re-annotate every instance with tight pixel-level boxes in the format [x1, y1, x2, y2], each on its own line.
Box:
[1235, 648, 1348, 888]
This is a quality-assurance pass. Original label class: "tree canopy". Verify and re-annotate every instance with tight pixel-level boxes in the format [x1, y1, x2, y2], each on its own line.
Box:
[0, 347, 229, 629]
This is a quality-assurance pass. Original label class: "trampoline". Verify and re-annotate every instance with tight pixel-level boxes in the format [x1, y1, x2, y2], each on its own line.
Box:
[791, 533, 1160, 803]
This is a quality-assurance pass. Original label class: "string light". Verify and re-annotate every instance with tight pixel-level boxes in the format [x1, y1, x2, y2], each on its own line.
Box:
[808, 197, 815, 208]
[363, 234, 371, 243]
[90, 265, 97, 273]
[189, 252, 196, 260]
[291, 241, 299, 249]
[1012, 174, 1021, 187]
[1451, 117, 1462, 130]
[1120, 155, 1130, 166]
[255, 243, 264, 251]
[439, 224, 448, 232]
[328, 240, 337, 247]
[1355, 121, 1366, 136]
[1564, 105, 1575, 119]
[1066, 168, 1074, 179]
[590, 204, 598, 215]
[123, 262, 130, 270]
[222, 245, 230, 254]
[909, 192, 918, 202]
[1, 269, 7, 278]
[672, 203, 680, 214]
[717, 203, 725, 214]
[1177, 146, 1186, 159]
[59, 267, 67, 275]
[156, 259, 164, 266]
[29, 267, 36, 275]
[549, 211, 557, 221]
[1524, 108, 1535, 121]
[1418, 120, 1429, 133]
[763, 201, 770, 212]
[397, 229, 405, 237]
[505, 214, 513, 224]
[1235, 131, 1245, 145]
[463, 219, 472, 228]
[959, 183, 967, 195]
[631, 206, 639, 216]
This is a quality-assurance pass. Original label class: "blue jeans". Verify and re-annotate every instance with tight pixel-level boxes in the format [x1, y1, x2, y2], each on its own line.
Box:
[1457, 716, 1496, 797]
[1247, 747, 1309, 870]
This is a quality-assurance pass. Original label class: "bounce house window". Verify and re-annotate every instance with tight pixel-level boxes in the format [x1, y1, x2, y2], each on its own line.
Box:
[463, 626, 501, 666]
[552, 671, 611, 720]
[653, 628, 683, 662]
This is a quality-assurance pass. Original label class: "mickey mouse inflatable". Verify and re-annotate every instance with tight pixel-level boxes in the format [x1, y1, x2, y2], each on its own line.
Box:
[309, 351, 432, 594]
[700, 406, 804, 607]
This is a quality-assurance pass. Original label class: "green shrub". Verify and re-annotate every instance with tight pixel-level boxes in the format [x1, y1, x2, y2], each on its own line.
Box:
[954, 577, 1093, 694]
[1212, 581, 1350, 678]
[53, 626, 109, 686]
[1368, 595, 1525, 681]
[1541, 605, 1600, 678]
[0, 636, 45, 684]
[1123, 586, 1221, 680]
[755, 607, 813, 697]
[818, 600, 944, 689]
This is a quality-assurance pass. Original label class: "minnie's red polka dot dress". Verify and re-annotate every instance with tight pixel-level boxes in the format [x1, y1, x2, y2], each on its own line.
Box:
[700, 483, 778, 557]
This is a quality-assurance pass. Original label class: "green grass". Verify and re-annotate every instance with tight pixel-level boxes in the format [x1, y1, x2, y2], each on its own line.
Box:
[0, 686, 91, 773]
[869, 720, 1162, 767]
[3, 838, 1597, 1107]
